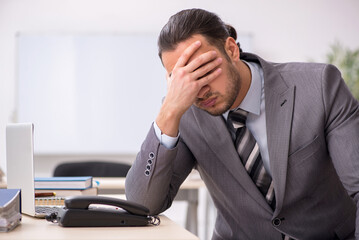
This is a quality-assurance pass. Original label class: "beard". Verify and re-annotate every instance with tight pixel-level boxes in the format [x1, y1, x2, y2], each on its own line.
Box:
[195, 63, 241, 116]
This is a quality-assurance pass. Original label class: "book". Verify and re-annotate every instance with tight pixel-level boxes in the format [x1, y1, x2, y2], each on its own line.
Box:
[35, 196, 65, 206]
[35, 187, 98, 197]
[0, 189, 21, 232]
[34, 176, 93, 190]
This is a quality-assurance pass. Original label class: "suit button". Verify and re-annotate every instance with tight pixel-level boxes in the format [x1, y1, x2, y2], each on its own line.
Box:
[272, 218, 282, 226]
[149, 152, 155, 159]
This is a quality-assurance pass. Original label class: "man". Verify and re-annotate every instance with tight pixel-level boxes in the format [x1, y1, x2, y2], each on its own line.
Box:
[125, 8, 359, 239]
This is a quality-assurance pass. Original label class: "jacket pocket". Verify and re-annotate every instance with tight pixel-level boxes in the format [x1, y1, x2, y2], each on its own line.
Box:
[288, 135, 320, 167]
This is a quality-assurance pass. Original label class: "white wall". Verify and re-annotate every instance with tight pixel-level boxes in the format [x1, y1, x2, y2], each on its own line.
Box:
[1, 0, 359, 172]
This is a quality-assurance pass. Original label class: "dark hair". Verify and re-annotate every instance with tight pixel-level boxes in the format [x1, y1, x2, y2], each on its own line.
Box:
[158, 8, 242, 60]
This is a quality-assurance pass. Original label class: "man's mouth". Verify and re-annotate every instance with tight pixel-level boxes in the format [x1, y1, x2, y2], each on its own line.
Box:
[200, 97, 217, 108]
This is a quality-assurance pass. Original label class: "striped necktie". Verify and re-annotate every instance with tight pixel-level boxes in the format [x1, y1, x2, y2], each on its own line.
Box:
[228, 108, 276, 209]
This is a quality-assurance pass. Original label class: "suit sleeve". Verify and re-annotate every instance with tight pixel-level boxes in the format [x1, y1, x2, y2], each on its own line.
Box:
[322, 64, 359, 237]
[125, 123, 196, 215]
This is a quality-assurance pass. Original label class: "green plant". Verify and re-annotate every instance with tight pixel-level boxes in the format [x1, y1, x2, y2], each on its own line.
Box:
[326, 42, 359, 100]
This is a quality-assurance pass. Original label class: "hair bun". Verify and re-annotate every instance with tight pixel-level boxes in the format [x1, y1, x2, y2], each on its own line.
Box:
[225, 24, 237, 40]
[225, 24, 242, 52]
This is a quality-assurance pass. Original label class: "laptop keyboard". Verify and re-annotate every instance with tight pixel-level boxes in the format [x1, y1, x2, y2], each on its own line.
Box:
[35, 206, 61, 215]
[35, 196, 65, 217]
[35, 196, 65, 206]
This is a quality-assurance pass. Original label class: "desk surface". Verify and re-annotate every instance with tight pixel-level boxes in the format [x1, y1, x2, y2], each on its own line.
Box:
[2, 215, 199, 240]
[0, 175, 205, 238]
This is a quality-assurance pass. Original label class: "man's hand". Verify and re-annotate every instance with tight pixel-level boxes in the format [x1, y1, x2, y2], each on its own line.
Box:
[156, 40, 223, 137]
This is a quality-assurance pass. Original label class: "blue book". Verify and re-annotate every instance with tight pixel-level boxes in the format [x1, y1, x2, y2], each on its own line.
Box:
[34, 176, 93, 190]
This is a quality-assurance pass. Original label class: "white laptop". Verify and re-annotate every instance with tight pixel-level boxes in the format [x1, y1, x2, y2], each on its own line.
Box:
[6, 123, 63, 217]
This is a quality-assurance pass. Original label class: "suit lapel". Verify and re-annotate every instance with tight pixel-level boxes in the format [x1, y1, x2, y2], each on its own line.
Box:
[258, 57, 295, 215]
[191, 107, 273, 213]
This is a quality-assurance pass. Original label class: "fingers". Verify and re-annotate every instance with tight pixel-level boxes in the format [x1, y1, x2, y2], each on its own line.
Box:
[168, 40, 223, 100]
[173, 40, 222, 83]
[170, 51, 222, 94]
[190, 57, 223, 80]
[174, 40, 202, 68]
[196, 67, 222, 87]
[185, 50, 218, 74]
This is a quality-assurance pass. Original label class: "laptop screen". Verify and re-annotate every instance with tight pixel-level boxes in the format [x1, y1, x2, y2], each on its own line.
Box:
[6, 123, 36, 216]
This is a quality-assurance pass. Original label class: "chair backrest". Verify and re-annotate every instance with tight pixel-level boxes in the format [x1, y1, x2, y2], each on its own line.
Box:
[53, 161, 131, 177]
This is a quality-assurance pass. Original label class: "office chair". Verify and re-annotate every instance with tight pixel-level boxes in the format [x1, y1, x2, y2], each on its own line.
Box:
[53, 161, 131, 177]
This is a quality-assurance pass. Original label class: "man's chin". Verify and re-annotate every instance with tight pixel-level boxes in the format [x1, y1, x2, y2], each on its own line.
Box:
[195, 104, 228, 116]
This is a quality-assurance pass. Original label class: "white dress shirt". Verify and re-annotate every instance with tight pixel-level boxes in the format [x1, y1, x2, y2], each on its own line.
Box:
[154, 60, 272, 175]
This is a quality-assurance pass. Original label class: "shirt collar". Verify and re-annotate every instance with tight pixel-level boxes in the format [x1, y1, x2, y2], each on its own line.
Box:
[223, 60, 262, 120]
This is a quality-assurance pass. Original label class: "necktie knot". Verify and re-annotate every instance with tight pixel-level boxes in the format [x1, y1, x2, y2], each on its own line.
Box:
[228, 108, 248, 129]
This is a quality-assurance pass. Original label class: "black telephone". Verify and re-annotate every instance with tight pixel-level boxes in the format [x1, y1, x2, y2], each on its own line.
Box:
[46, 196, 160, 227]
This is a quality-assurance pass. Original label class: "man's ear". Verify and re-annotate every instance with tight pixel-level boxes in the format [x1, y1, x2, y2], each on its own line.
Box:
[224, 37, 240, 62]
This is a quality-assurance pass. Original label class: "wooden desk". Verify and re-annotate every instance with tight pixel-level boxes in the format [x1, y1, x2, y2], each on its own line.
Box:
[3, 215, 199, 240]
[93, 176, 205, 235]
[1, 175, 205, 236]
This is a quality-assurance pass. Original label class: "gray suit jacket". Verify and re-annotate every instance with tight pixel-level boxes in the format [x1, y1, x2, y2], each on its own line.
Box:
[126, 53, 359, 239]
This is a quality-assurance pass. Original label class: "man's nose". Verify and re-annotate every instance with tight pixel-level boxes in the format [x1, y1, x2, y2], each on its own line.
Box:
[197, 85, 210, 99]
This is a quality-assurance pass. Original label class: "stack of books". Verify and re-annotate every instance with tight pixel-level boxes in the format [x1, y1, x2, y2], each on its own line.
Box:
[34, 176, 97, 197]
[0, 189, 21, 232]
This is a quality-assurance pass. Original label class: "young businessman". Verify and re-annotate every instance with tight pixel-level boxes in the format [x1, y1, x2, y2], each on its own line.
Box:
[126, 8, 359, 239]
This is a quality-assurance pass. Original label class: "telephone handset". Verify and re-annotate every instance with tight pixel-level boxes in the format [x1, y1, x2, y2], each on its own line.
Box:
[46, 196, 160, 227]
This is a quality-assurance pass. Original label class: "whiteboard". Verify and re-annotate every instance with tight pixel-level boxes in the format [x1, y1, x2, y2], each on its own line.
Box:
[17, 33, 252, 154]
[17, 33, 166, 154]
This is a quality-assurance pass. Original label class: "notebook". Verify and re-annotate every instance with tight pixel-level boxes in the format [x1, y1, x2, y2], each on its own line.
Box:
[6, 123, 64, 218]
